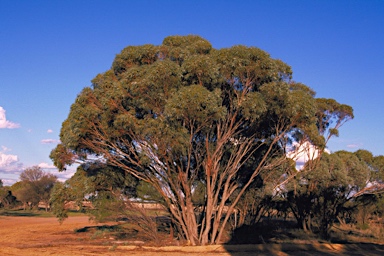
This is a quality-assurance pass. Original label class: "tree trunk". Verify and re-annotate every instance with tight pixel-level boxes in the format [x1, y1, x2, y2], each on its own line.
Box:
[185, 201, 198, 245]
[238, 209, 246, 227]
[200, 188, 214, 245]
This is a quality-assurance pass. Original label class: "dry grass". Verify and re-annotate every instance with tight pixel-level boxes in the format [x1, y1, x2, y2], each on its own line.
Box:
[0, 212, 384, 255]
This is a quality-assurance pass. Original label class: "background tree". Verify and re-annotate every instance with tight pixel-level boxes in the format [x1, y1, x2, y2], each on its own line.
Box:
[286, 151, 370, 239]
[373, 156, 384, 182]
[11, 181, 31, 210]
[231, 158, 296, 228]
[51, 35, 350, 245]
[50, 162, 166, 242]
[231, 88, 354, 235]
[12, 166, 57, 211]
[351, 150, 384, 228]
[50, 162, 139, 222]
[0, 180, 18, 209]
[355, 149, 384, 184]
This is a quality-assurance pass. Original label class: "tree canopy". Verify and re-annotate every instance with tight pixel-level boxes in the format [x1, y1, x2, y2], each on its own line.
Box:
[12, 166, 57, 211]
[285, 150, 372, 238]
[51, 35, 353, 245]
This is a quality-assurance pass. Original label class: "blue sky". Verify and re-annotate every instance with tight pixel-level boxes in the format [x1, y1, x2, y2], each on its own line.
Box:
[1, 1, 383, 185]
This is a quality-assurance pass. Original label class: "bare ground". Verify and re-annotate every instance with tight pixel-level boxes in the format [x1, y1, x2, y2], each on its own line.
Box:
[1, 215, 384, 255]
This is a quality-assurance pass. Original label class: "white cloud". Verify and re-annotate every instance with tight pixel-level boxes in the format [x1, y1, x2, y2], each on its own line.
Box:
[47, 129, 53, 133]
[1, 178, 17, 186]
[287, 141, 329, 170]
[43, 165, 76, 183]
[38, 162, 56, 169]
[56, 169, 76, 182]
[0, 106, 20, 129]
[36, 162, 76, 182]
[1, 146, 11, 152]
[347, 144, 359, 149]
[0, 151, 18, 167]
[0, 151, 22, 174]
[41, 139, 60, 144]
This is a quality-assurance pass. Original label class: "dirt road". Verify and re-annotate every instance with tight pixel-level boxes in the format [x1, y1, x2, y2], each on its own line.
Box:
[0, 215, 238, 255]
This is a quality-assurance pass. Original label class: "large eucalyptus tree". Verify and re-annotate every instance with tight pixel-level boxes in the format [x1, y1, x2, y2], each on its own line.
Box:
[51, 35, 350, 245]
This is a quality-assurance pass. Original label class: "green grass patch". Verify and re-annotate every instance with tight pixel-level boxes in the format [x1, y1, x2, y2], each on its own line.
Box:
[0, 209, 88, 218]
[0, 209, 55, 217]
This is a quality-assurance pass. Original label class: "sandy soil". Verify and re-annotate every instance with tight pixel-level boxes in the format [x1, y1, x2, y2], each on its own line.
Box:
[0, 215, 384, 255]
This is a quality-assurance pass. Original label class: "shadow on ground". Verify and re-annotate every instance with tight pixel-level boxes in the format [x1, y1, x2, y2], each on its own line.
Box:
[223, 219, 384, 255]
[75, 224, 121, 233]
[0, 210, 39, 217]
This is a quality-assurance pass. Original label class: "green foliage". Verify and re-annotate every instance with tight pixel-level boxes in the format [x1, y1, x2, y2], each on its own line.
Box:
[315, 98, 354, 145]
[373, 155, 384, 181]
[191, 181, 206, 206]
[136, 180, 164, 203]
[165, 85, 226, 125]
[286, 150, 372, 239]
[50, 182, 69, 222]
[49, 143, 76, 171]
[112, 44, 159, 75]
